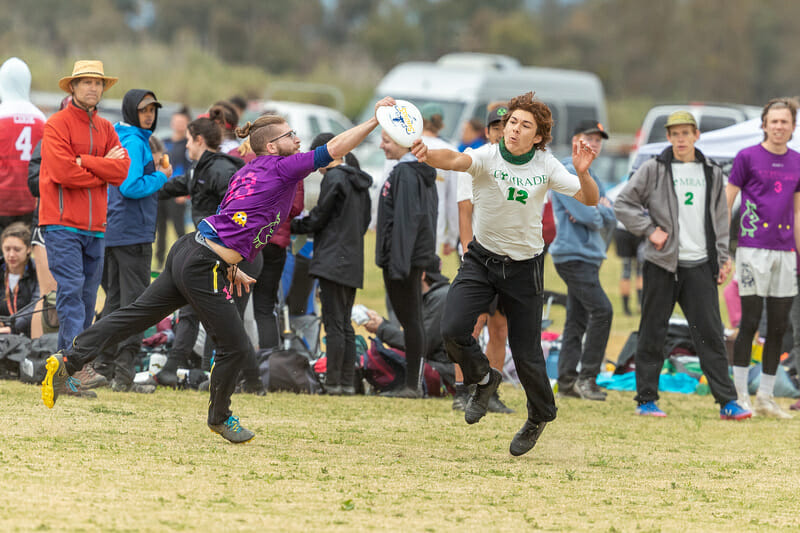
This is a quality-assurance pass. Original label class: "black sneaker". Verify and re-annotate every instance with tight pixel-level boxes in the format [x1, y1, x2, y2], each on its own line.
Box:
[556, 381, 581, 399]
[209, 415, 255, 443]
[464, 369, 502, 424]
[110, 377, 133, 392]
[487, 391, 514, 414]
[509, 420, 547, 456]
[575, 377, 607, 401]
[451, 384, 469, 411]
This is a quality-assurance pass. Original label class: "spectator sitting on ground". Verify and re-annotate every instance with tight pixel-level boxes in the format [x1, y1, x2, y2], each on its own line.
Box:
[0, 222, 39, 337]
[363, 260, 455, 391]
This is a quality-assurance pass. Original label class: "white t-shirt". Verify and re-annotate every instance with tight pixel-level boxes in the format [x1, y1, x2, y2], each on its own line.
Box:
[467, 144, 581, 259]
[671, 161, 707, 262]
[423, 135, 463, 250]
[7, 273, 20, 292]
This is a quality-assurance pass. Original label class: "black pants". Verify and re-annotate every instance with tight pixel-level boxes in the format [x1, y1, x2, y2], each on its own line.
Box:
[318, 278, 356, 388]
[635, 261, 736, 405]
[733, 295, 793, 375]
[94, 243, 153, 383]
[383, 267, 425, 390]
[252, 244, 287, 350]
[169, 253, 263, 374]
[554, 260, 613, 388]
[155, 198, 186, 266]
[441, 240, 554, 423]
[64, 233, 254, 425]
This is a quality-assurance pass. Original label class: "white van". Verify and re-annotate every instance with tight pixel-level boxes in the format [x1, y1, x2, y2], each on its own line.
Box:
[359, 53, 608, 156]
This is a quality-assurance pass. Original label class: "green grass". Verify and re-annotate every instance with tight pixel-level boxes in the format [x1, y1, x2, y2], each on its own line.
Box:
[3, 229, 789, 532]
[3, 381, 799, 531]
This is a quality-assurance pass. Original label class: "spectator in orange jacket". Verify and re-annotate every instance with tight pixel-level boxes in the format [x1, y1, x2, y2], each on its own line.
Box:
[39, 60, 130, 367]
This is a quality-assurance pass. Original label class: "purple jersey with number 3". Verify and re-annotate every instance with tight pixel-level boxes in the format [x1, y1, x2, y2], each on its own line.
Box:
[728, 144, 800, 251]
[204, 151, 315, 262]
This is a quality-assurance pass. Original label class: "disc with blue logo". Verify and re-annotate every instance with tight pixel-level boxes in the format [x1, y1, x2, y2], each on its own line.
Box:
[376, 99, 423, 147]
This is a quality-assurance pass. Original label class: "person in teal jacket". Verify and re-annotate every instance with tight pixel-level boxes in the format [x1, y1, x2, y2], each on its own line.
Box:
[550, 120, 616, 401]
[92, 89, 173, 392]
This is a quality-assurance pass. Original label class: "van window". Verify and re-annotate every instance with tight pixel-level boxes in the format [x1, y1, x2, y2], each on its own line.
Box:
[327, 118, 349, 135]
[699, 115, 737, 133]
[646, 116, 669, 144]
[309, 116, 322, 138]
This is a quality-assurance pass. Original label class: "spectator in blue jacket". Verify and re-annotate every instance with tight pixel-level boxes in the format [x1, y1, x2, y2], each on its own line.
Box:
[92, 89, 172, 392]
[550, 120, 616, 401]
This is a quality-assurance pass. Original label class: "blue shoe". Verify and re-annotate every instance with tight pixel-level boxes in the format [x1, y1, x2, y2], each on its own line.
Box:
[636, 401, 666, 417]
[209, 415, 255, 443]
[720, 400, 752, 420]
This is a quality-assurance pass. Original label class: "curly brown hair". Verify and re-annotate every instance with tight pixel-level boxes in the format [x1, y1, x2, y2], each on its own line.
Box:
[501, 92, 553, 151]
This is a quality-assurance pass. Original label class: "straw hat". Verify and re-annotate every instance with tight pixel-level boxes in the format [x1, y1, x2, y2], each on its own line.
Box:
[58, 60, 118, 93]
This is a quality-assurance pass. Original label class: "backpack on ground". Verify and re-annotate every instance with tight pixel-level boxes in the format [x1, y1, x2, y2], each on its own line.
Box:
[362, 337, 452, 397]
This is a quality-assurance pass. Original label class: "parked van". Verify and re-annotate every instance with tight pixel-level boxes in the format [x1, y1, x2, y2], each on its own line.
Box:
[359, 53, 607, 156]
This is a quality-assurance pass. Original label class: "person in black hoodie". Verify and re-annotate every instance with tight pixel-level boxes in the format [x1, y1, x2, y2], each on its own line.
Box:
[375, 130, 438, 398]
[157, 118, 263, 393]
[291, 133, 372, 395]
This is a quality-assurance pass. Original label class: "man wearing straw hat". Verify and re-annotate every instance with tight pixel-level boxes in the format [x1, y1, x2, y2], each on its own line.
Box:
[38, 60, 130, 389]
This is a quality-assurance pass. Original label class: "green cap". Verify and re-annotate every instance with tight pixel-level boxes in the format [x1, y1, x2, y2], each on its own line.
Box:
[421, 102, 445, 121]
[664, 110, 697, 129]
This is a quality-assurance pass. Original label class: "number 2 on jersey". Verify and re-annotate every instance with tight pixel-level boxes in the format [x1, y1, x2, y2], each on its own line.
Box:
[506, 187, 528, 205]
[15, 126, 32, 161]
[684, 192, 694, 206]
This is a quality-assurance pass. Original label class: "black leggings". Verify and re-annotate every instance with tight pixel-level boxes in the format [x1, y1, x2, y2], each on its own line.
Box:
[733, 295, 793, 375]
[383, 268, 425, 390]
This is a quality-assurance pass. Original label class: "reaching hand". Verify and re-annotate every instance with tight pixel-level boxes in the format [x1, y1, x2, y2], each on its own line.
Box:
[572, 138, 597, 174]
[374, 96, 396, 115]
[411, 138, 428, 162]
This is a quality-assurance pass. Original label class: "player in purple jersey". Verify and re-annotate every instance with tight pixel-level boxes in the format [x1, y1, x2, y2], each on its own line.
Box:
[40, 97, 398, 443]
[726, 97, 800, 419]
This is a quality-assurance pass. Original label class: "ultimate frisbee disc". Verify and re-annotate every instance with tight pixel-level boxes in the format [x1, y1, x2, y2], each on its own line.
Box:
[376, 100, 423, 147]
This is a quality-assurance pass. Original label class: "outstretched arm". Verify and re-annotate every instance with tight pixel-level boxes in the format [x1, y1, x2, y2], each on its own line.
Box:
[326, 96, 395, 160]
[413, 140, 473, 172]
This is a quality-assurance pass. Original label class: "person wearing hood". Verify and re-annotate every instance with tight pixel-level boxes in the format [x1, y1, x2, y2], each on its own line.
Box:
[291, 132, 373, 395]
[375, 129, 438, 398]
[89, 89, 172, 392]
[0, 57, 46, 234]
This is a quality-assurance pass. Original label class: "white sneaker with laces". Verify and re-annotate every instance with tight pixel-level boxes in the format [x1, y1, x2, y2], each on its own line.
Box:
[754, 393, 793, 419]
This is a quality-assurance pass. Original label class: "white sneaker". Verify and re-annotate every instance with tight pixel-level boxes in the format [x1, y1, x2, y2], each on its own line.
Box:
[738, 395, 755, 417]
[754, 393, 794, 419]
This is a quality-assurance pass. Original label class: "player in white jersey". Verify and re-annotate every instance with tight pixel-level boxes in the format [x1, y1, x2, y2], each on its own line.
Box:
[412, 92, 599, 456]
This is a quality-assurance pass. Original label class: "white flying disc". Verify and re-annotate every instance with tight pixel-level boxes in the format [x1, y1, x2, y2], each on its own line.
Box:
[376, 100, 423, 147]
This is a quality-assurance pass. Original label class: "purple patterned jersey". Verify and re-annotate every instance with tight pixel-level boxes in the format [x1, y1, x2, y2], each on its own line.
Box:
[204, 151, 315, 262]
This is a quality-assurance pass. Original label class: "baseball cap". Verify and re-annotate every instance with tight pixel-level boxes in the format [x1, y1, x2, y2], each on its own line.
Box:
[421, 102, 444, 120]
[664, 110, 697, 129]
[137, 94, 162, 110]
[572, 119, 609, 139]
[486, 105, 508, 126]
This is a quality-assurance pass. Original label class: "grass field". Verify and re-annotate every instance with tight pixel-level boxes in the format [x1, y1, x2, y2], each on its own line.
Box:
[4, 381, 800, 531]
[6, 230, 797, 532]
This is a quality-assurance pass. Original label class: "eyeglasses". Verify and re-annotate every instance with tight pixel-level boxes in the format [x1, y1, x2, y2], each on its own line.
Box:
[268, 129, 297, 143]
